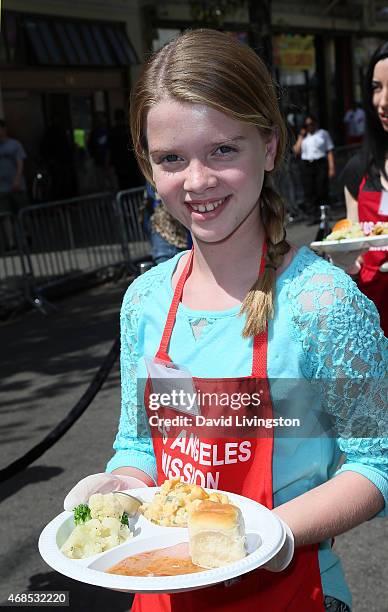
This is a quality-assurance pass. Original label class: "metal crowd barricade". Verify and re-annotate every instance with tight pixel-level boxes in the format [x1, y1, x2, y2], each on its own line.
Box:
[115, 186, 152, 263]
[16, 192, 128, 302]
[0, 211, 29, 313]
[0, 188, 154, 316]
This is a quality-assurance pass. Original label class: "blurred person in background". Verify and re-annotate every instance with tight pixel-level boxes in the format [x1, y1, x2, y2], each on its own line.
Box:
[339, 41, 388, 336]
[0, 119, 28, 250]
[87, 112, 112, 191]
[293, 114, 336, 225]
[110, 108, 144, 190]
[343, 102, 365, 145]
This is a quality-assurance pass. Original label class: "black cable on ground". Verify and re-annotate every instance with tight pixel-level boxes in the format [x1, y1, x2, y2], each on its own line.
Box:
[0, 335, 120, 483]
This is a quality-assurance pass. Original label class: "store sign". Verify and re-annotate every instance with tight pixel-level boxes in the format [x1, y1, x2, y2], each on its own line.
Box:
[273, 35, 315, 71]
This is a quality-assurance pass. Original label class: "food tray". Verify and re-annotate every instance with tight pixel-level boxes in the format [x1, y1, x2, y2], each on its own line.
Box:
[38, 487, 285, 593]
[310, 234, 388, 254]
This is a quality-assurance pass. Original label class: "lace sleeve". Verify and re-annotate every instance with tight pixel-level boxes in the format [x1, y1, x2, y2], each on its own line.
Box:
[106, 276, 158, 481]
[290, 258, 388, 512]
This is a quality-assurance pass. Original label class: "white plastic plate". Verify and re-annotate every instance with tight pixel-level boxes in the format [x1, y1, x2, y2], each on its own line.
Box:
[310, 233, 388, 254]
[38, 487, 285, 593]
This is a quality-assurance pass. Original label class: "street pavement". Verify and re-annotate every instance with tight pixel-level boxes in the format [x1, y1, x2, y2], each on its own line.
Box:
[0, 220, 386, 611]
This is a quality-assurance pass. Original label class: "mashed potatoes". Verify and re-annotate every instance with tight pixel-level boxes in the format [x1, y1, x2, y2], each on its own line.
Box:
[141, 478, 229, 527]
[61, 493, 132, 559]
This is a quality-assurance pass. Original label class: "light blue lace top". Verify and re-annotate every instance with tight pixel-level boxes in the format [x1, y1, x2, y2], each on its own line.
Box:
[107, 246, 388, 609]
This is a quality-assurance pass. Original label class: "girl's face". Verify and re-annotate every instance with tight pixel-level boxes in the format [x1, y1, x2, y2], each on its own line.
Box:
[146, 99, 277, 245]
[372, 58, 388, 132]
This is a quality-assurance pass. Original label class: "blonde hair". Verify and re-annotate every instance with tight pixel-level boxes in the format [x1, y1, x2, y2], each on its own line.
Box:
[130, 29, 290, 337]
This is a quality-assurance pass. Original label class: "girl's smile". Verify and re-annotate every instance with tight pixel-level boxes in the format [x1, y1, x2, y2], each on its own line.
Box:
[185, 194, 230, 219]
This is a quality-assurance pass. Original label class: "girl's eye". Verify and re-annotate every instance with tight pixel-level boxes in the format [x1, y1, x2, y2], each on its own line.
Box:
[215, 145, 236, 155]
[161, 154, 181, 163]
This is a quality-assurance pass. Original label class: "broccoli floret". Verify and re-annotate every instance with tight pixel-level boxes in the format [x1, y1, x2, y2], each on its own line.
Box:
[73, 503, 91, 525]
[120, 512, 129, 527]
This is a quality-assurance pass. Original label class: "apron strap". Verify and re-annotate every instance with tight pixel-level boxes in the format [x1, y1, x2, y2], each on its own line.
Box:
[156, 250, 194, 361]
[252, 247, 268, 377]
[252, 330, 268, 378]
[357, 175, 367, 200]
[156, 242, 269, 375]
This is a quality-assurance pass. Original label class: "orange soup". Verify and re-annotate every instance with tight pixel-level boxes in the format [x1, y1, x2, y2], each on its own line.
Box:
[106, 542, 205, 577]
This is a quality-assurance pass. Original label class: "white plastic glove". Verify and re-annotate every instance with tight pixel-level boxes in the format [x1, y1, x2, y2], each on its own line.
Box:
[223, 517, 294, 587]
[261, 518, 294, 572]
[64, 472, 150, 511]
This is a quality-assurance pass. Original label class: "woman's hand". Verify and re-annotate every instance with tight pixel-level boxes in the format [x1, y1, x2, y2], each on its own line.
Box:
[293, 129, 305, 156]
[63, 471, 152, 511]
[327, 150, 336, 179]
[329, 250, 366, 276]
[379, 261, 388, 272]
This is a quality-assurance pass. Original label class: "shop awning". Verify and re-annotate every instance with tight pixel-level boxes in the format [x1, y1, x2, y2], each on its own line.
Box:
[23, 17, 138, 67]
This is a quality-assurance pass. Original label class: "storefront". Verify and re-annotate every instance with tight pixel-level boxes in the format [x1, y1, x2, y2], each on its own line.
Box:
[273, 34, 318, 129]
[0, 11, 138, 196]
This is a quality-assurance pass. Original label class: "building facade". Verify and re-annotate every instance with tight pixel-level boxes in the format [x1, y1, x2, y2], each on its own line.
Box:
[0, 0, 144, 194]
[148, 0, 388, 142]
[1, 0, 387, 195]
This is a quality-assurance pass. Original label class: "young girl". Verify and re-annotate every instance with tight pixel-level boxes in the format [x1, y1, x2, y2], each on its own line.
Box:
[66, 30, 387, 611]
[341, 42, 388, 335]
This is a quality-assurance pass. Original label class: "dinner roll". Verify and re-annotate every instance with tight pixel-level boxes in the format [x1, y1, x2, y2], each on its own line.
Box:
[332, 218, 352, 232]
[188, 501, 246, 569]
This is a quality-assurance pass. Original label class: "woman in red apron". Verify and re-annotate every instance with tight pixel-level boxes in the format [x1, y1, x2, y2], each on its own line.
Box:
[342, 41, 388, 336]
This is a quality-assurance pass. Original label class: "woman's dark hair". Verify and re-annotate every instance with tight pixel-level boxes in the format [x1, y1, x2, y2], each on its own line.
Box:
[363, 41, 388, 179]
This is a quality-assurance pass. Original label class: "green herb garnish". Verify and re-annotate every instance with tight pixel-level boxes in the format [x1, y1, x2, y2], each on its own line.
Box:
[73, 503, 91, 525]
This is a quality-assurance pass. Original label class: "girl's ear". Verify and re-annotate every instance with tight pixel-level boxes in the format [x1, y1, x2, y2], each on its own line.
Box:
[264, 131, 278, 172]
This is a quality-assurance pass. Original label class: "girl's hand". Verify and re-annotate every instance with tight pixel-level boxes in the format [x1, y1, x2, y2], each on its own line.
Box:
[63, 472, 149, 511]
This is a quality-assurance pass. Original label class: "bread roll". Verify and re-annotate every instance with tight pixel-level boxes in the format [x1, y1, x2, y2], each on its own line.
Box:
[188, 501, 246, 569]
[332, 218, 352, 232]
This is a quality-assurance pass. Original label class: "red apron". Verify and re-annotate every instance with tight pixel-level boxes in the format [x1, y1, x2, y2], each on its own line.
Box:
[132, 249, 324, 612]
[357, 177, 388, 336]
